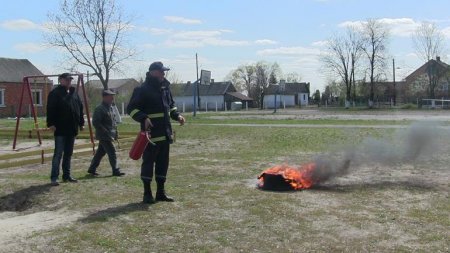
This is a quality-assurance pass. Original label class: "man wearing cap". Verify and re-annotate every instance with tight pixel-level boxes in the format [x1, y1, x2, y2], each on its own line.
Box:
[47, 73, 85, 186]
[127, 61, 185, 204]
[87, 89, 125, 177]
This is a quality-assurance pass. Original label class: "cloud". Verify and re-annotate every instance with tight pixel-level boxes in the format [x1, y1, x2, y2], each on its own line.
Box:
[164, 39, 203, 48]
[141, 43, 155, 49]
[165, 30, 249, 48]
[257, 46, 321, 57]
[311, 40, 328, 47]
[442, 26, 450, 38]
[14, 42, 47, 53]
[254, 39, 278, 45]
[1, 19, 41, 31]
[339, 18, 421, 37]
[140, 27, 172, 35]
[165, 38, 249, 48]
[172, 30, 222, 40]
[164, 16, 202, 25]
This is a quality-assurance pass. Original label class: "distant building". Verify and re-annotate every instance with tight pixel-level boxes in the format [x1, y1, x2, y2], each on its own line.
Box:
[171, 80, 253, 111]
[0, 57, 52, 118]
[85, 78, 140, 98]
[404, 56, 450, 100]
[263, 81, 310, 108]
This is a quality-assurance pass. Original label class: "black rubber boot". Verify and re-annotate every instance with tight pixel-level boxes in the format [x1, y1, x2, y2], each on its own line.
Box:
[142, 179, 155, 204]
[155, 181, 174, 202]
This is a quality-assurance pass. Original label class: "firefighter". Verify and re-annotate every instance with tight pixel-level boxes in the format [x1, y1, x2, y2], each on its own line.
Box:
[127, 61, 185, 204]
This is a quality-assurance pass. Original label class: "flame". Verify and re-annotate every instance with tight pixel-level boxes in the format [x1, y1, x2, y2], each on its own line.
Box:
[257, 162, 317, 190]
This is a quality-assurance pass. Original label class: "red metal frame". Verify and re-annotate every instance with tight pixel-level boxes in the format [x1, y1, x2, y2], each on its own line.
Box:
[12, 74, 95, 158]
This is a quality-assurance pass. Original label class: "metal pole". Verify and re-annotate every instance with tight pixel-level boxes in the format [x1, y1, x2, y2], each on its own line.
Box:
[193, 80, 197, 116]
[273, 87, 278, 113]
[193, 53, 198, 117]
[393, 58, 396, 106]
[12, 78, 27, 150]
[25, 77, 42, 146]
[78, 74, 95, 154]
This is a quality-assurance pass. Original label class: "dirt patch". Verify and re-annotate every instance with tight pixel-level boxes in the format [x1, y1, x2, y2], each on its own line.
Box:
[0, 209, 82, 252]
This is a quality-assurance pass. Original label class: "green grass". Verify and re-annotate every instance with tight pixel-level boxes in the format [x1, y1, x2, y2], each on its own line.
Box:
[0, 111, 449, 252]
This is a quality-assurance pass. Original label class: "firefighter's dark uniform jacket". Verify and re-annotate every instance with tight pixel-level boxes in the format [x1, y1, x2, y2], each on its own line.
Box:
[46, 85, 84, 136]
[127, 75, 180, 144]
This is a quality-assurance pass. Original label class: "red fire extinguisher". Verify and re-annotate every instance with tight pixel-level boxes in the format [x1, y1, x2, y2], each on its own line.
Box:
[129, 131, 154, 160]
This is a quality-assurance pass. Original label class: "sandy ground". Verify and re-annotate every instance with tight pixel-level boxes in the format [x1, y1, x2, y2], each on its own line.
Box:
[0, 210, 82, 252]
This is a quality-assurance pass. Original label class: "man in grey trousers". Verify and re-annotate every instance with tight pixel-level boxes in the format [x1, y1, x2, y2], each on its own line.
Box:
[87, 89, 125, 177]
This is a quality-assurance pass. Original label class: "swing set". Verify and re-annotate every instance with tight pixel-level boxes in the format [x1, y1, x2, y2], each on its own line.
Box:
[12, 73, 95, 163]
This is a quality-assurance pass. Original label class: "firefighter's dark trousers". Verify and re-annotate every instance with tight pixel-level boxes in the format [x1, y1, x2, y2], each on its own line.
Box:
[141, 140, 170, 184]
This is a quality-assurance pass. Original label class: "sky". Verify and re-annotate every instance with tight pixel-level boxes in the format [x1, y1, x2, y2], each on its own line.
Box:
[1, 0, 450, 92]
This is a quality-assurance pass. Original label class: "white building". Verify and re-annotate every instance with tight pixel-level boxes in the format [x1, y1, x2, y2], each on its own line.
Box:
[263, 81, 310, 109]
[171, 81, 253, 111]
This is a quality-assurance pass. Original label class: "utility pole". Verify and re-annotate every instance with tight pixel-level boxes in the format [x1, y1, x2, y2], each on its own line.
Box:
[393, 58, 396, 106]
[193, 53, 198, 116]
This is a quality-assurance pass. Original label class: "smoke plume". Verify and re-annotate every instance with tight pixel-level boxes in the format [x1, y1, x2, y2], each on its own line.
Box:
[310, 121, 448, 184]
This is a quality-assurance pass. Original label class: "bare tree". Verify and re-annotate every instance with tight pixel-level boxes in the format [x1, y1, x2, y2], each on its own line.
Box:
[361, 19, 389, 107]
[321, 27, 364, 108]
[412, 22, 446, 98]
[285, 72, 302, 83]
[229, 64, 256, 94]
[165, 71, 182, 85]
[229, 61, 280, 108]
[255, 61, 280, 109]
[413, 22, 444, 62]
[46, 0, 134, 89]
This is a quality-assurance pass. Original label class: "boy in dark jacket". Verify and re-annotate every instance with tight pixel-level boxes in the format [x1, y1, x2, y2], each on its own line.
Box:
[87, 89, 125, 177]
[46, 73, 84, 186]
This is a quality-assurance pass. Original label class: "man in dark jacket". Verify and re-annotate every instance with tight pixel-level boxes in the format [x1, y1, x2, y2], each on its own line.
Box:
[87, 89, 125, 177]
[127, 61, 185, 204]
[46, 73, 85, 186]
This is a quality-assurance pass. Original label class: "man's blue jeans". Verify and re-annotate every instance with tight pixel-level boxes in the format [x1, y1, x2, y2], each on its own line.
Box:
[51, 135, 75, 181]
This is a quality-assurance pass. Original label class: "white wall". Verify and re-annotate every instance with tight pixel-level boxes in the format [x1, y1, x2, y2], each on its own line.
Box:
[264, 95, 294, 109]
[298, 93, 309, 106]
[174, 95, 225, 111]
[264, 93, 309, 108]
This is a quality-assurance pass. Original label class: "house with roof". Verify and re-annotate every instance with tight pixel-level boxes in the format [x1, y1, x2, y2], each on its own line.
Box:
[85, 78, 140, 98]
[0, 57, 53, 118]
[404, 56, 450, 100]
[263, 81, 310, 109]
[171, 80, 253, 111]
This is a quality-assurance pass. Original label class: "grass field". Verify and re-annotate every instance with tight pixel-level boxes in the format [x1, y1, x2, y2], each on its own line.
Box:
[0, 109, 449, 252]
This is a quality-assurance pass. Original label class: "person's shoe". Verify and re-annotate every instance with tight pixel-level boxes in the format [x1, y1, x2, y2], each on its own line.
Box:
[50, 180, 59, 186]
[112, 170, 125, 177]
[142, 194, 155, 204]
[63, 177, 78, 183]
[155, 191, 174, 202]
[87, 170, 99, 176]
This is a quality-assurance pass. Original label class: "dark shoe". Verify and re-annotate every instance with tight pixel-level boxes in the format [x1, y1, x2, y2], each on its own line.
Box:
[50, 180, 59, 186]
[156, 192, 174, 202]
[143, 194, 155, 204]
[87, 170, 99, 176]
[112, 170, 125, 177]
[63, 177, 78, 183]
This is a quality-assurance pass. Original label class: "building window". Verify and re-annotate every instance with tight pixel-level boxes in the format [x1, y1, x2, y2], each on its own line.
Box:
[303, 94, 306, 100]
[32, 89, 43, 106]
[0, 89, 4, 106]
